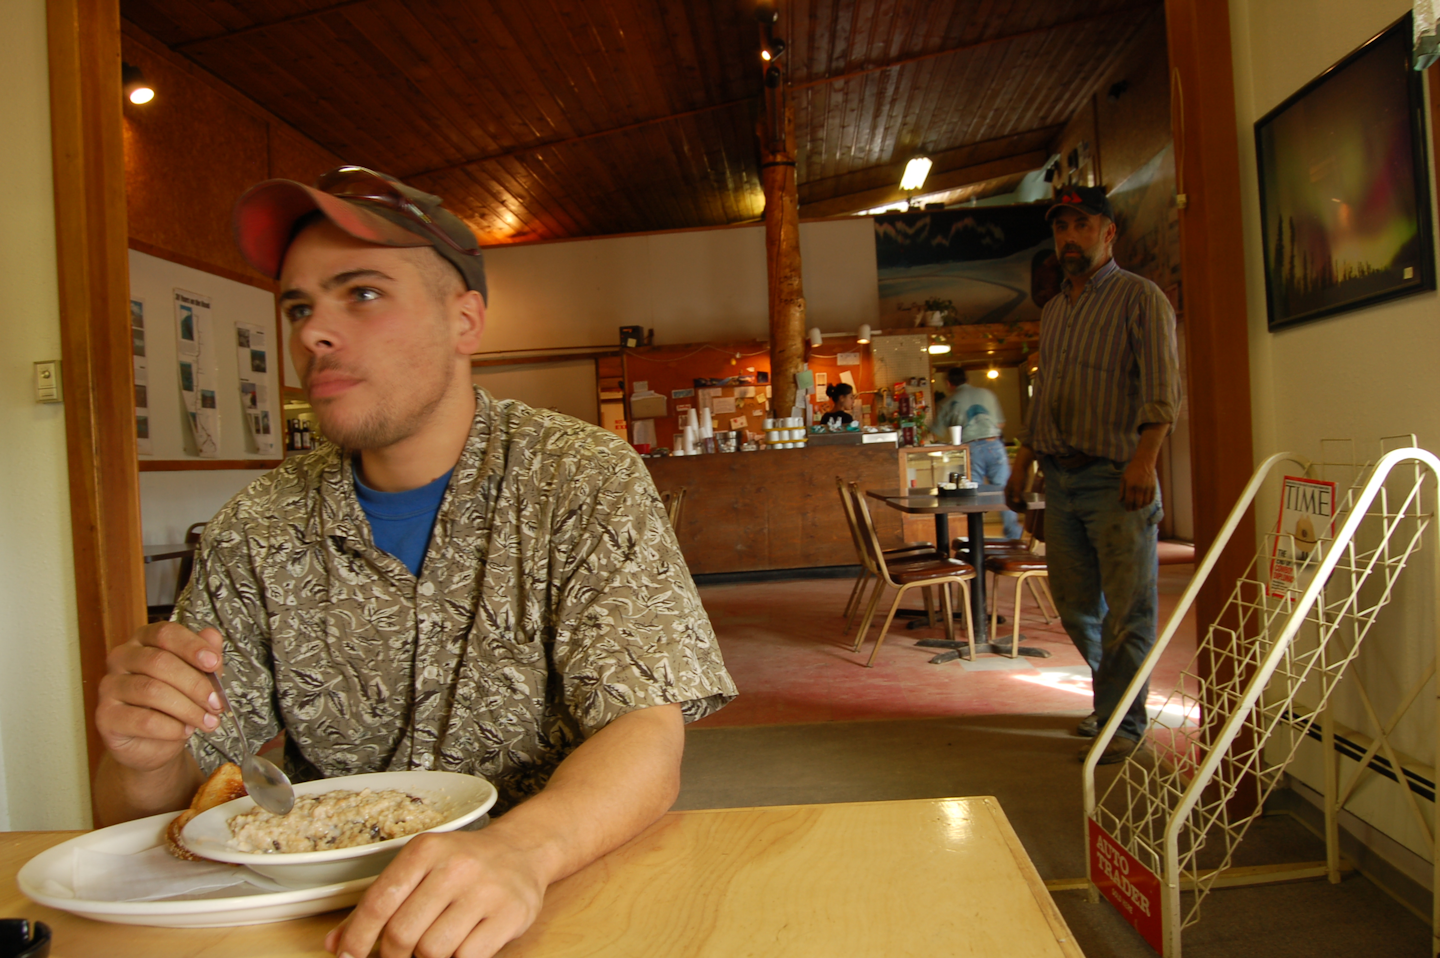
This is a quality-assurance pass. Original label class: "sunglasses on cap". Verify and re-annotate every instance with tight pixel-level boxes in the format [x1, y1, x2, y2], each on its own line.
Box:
[314, 166, 481, 258]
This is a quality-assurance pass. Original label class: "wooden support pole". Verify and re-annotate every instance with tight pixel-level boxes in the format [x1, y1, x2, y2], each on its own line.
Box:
[1166, 0, 1259, 820]
[48, 0, 146, 806]
[760, 91, 805, 418]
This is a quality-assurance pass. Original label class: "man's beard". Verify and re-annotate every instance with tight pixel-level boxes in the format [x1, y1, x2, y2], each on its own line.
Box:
[1059, 243, 1096, 276]
[306, 359, 453, 451]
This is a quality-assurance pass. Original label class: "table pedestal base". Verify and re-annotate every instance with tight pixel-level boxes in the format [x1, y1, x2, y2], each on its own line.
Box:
[914, 637, 1052, 664]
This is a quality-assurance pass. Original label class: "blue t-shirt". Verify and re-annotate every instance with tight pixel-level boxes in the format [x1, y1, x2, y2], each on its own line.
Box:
[353, 466, 454, 576]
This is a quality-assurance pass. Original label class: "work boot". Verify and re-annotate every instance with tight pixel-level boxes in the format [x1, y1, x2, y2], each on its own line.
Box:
[1079, 735, 1142, 765]
[1075, 713, 1098, 738]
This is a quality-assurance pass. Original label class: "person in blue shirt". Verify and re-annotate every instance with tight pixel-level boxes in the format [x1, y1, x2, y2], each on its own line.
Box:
[932, 367, 1021, 540]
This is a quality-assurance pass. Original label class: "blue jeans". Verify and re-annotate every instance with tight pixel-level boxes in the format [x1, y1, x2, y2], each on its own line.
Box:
[1042, 456, 1162, 741]
[969, 439, 1023, 540]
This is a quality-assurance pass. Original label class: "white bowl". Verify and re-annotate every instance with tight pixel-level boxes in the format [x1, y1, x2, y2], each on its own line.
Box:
[181, 770, 497, 887]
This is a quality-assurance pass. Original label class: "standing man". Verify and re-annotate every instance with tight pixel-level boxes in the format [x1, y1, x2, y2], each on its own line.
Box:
[1004, 185, 1180, 765]
[92, 166, 737, 958]
[933, 366, 1022, 541]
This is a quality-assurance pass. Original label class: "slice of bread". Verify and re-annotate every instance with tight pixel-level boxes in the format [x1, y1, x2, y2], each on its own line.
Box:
[164, 762, 247, 861]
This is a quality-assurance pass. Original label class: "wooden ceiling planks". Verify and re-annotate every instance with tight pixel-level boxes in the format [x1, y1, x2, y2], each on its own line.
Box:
[120, 0, 1161, 242]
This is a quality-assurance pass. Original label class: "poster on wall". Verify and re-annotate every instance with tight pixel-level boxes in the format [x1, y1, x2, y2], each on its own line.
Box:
[174, 288, 219, 458]
[131, 297, 152, 456]
[873, 206, 1055, 330]
[235, 323, 278, 456]
[1255, 16, 1435, 330]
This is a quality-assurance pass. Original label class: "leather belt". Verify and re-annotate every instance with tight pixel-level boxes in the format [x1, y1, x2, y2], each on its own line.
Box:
[1050, 451, 1100, 470]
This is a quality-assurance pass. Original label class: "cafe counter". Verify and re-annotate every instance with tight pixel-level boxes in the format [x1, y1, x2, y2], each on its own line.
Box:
[643, 441, 971, 576]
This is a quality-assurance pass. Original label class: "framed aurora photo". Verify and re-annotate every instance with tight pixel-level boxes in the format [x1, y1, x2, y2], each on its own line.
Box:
[1255, 14, 1434, 331]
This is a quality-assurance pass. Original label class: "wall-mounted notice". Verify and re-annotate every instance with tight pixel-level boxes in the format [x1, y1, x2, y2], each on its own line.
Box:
[131, 297, 152, 456]
[236, 323, 278, 456]
[175, 288, 218, 458]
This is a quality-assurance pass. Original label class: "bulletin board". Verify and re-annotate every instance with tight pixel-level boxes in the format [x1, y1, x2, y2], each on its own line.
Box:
[622, 341, 772, 449]
[129, 249, 284, 468]
[621, 337, 878, 449]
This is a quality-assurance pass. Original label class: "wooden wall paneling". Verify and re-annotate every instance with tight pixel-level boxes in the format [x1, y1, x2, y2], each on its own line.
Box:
[119, 34, 269, 280]
[50, 0, 147, 790]
[1091, 12, 1172, 191]
[266, 124, 344, 185]
[1165, 0, 1257, 815]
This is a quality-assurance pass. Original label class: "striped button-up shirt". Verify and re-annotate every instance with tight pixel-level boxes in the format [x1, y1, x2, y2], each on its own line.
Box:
[1020, 258, 1180, 463]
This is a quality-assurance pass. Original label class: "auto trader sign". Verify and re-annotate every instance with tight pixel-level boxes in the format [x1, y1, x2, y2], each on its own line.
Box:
[1088, 819, 1164, 953]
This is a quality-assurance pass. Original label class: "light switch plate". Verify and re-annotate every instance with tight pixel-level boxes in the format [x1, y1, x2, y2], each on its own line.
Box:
[34, 360, 61, 403]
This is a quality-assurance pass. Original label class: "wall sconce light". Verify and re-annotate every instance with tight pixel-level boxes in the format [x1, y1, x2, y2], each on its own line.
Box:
[927, 342, 951, 355]
[900, 156, 932, 192]
[122, 62, 155, 105]
[856, 324, 871, 344]
[986, 367, 1000, 380]
[808, 327, 823, 348]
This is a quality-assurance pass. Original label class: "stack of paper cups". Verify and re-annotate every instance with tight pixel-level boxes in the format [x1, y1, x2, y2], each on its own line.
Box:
[683, 425, 697, 455]
[686, 408, 700, 432]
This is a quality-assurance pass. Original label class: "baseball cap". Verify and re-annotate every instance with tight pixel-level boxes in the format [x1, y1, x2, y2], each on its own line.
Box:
[234, 166, 487, 303]
[1045, 185, 1114, 222]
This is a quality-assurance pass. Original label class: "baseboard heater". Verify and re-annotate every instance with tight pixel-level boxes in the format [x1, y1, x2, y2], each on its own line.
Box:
[1281, 708, 1435, 802]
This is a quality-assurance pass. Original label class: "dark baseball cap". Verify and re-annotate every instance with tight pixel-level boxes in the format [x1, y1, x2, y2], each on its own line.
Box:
[234, 166, 487, 303]
[1046, 185, 1114, 222]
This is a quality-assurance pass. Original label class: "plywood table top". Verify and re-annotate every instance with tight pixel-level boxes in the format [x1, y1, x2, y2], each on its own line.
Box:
[2, 797, 1082, 958]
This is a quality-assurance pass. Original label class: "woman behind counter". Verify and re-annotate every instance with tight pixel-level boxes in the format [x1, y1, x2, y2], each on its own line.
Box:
[820, 383, 855, 426]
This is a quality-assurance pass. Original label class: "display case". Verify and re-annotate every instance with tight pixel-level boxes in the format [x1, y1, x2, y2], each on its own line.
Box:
[898, 444, 970, 490]
[898, 444, 970, 544]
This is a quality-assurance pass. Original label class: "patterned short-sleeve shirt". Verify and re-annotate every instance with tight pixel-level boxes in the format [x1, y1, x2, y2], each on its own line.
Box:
[179, 387, 736, 813]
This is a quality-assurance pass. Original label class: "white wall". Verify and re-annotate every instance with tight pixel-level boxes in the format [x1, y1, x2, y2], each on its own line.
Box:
[0, 0, 92, 829]
[1233, 0, 1440, 862]
[480, 218, 879, 352]
[140, 470, 269, 606]
[472, 361, 598, 424]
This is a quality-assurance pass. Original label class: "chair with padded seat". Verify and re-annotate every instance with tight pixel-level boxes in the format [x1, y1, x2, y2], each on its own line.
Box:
[848, 482, 975, 668]
[835, 476, 937, 632]
[984, 502, 1058, 658]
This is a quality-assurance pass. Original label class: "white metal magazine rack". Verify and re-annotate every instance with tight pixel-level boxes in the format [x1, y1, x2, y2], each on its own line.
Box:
[1082, 439, 1440, 956]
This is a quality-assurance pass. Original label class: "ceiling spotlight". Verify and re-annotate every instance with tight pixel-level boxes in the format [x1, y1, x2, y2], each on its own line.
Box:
[769, 37, 786, 58]
[809, 327, 823, 348]
[900, 156, 932, 192]
[986, 367, 1000, 380]
[856, 324, 872, 345]
[122, 62, 154, 105]
[764, 65, 782, 88]
[761, 48, 771, 61]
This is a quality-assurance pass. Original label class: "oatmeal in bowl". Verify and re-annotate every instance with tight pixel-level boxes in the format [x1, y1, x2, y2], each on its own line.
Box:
[226, 788, 447, 854]
[180, 771, 498, 887]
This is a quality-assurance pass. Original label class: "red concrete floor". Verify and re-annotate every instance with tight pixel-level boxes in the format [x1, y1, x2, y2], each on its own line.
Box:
[690, 564, 1199, 730]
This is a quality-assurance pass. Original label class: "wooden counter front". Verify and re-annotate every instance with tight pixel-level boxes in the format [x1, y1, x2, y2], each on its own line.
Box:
[644, 443, 907, 575]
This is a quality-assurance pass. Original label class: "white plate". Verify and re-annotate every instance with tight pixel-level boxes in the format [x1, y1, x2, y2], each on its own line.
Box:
[17, 812, 373, 927]
[182, 770, 497, 887]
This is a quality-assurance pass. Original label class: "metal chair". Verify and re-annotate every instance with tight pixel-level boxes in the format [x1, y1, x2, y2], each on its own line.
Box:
[661, 488, 686, 529]
[147, 521, 206, 623]
[848, 483, 975, 667]
[835, 477, 937, 631]
[984, 504, 1057, 658]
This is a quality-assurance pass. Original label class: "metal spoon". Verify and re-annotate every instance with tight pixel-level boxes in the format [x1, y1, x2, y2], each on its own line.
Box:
[204, 668, 295, 815]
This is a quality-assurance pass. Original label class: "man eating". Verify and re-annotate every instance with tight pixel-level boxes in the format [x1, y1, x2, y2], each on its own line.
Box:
[92, 166, 736, 958]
